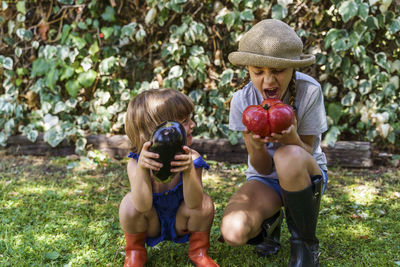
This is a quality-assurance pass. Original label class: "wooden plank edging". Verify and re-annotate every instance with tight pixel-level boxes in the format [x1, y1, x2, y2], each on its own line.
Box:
[3, 134, 373, 168]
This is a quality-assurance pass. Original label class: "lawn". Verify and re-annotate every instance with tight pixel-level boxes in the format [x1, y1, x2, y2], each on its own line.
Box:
[0, 152, 399, 266]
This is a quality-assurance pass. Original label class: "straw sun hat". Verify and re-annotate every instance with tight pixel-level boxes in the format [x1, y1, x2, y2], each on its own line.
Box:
[228, 19, 315, 68]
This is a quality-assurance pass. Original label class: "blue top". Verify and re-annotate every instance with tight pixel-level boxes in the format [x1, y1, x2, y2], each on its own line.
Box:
[128, 152, 210, 170]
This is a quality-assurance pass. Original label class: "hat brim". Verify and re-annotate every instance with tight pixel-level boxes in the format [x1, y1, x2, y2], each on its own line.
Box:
[228, 51, 315, 68]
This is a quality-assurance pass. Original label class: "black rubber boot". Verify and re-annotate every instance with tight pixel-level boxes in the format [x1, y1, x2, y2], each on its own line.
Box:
[282, 175, 323, 267]
[247, 209, 283, 257]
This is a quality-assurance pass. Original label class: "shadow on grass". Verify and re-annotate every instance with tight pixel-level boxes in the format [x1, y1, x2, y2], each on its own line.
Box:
[1, 155, 399, 266]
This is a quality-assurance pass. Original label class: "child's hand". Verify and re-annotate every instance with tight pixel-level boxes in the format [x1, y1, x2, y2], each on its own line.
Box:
[170, 146, 193, 174]
[269, 117, 299, 145]
[137, 141, 163, 172]
[244, 127, 269, 149]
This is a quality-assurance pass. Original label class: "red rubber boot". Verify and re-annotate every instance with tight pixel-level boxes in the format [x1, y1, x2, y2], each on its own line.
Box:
[188, 232, 219, 267]
[123, 232, 147, 267]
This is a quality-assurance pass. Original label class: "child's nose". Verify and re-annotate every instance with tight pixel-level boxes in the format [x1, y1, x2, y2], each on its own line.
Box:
[262, 73, 275, 86]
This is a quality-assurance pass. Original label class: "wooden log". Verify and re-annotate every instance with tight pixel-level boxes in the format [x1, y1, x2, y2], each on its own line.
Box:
[3, 134, 373, 167]
[191, 138, 247, 164]
[86, 135, 132, 159]
[5, 134, 74, 156]
[322, 141, 372, 168]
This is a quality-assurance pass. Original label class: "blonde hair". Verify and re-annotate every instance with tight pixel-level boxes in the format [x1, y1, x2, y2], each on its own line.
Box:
[125, 88, 194, 152]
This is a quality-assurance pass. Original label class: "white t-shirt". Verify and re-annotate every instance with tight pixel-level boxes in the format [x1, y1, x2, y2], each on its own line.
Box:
[229, 72, 328, 179]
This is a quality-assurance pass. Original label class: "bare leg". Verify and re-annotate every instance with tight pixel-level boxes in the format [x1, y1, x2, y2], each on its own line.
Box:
[274, 145, 323, 266]
[175, 192, 215, 235]
[175, 193, 219, 267]
[274, 145, 321, 191]
[220, 180, 282, 246]
[119, 192, 160, 236]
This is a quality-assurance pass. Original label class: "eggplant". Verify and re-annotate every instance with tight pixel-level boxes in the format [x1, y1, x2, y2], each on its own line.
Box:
[149, 121, 187, 183]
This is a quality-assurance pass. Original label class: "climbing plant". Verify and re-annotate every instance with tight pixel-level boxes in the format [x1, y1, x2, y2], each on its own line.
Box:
[0, 0, 399, 153]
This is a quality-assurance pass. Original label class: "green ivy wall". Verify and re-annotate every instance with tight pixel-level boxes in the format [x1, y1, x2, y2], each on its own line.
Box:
[0, 0, 399, 153]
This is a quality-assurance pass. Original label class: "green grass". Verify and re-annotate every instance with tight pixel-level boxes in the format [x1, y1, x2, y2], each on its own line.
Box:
[1, 152, 399, 266]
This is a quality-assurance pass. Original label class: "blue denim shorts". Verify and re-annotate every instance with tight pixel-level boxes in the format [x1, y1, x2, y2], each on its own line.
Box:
[247, 168, 328, 199]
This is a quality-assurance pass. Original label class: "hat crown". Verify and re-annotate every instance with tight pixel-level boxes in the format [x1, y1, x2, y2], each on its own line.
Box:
[238, 19, 303, 60]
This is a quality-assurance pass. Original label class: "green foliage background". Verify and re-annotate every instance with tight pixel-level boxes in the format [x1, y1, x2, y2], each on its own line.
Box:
[0, 0, 399, 153]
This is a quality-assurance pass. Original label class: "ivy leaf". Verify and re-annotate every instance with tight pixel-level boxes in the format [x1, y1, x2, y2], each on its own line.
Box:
[44, 126, 64, 148]
[26, 128, 38, 142]
[65, 80, 80, 97]
[0, 132, 7, 147]
[220, 68, 234, 86]
[54, 101, 66, 114]
[101, 27, 113, 40]
[240, 9, 254, 21]
[43, 45, 57, 59]
[15, 47, 22, 57]
[224, 12, 236, 30]
[60, 25, 72, 44]
[121, 22, 137, 39]
[145, 8, 157, 26]
[99, 56, 117, 75]
[78, 70, 97, 88]
[101, 6, 116, 22]
[324, 29, 339, 49]
[324, 126, 341, 147]
[189, 89, 204, 103]
[328, 103, 343, 125]
[2, 57, 13, 70]
[60, 66, 75, 81]
[80, 57, 93, 72]
[341, 91, 356, 106]
[228, 132, 239, 145]
[58, 46, 70, 60]
[89, 41, 99, 55]
[75, 137, 87, 155]
[388, 18, 400, 34]
[45, 67, 59, 91]
[135, 28, 146, 42]
[343, 78, 357, 89]
[391, 60, 400, 73]
[338, 0, 358, 23]
[328, 54, 342, 69]
[190, 45, 204, 56]
[358, 3, 369, 21]
[43, 114, 59, 131]
[271, 4, 288, 20]
[188, 56, 201, 69]
[16, 1, 26, 14]
[353, 45, 366, 59]
[332, 38, 350, 52]
[168, 65, 183, 79]
[375, 52, 390, 71]
[366, 16, 379, 30]
[57, 0, 74, 4]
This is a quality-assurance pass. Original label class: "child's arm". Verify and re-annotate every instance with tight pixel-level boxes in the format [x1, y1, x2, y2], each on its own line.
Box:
[243, 128, 274, 175]
[170, 146, 203, 209]
[128, 141, 162, 213]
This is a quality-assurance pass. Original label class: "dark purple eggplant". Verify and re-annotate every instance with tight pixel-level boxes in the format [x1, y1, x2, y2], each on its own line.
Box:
[149, 121, 187, 183]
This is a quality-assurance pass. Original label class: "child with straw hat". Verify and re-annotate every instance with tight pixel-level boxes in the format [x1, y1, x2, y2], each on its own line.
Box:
[220, 19, 328, 267]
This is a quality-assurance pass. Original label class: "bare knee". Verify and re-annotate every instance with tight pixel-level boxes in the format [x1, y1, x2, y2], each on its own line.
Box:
[274, 145, 303, 166]
[176, 193, 216, 233]
[274, 145, 320, 190]
[119, 193, 155, 233]
[221, 211, 251, 246]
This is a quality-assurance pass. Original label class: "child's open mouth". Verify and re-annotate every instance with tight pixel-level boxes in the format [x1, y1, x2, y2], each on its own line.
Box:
[264, 88, 279, 98]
